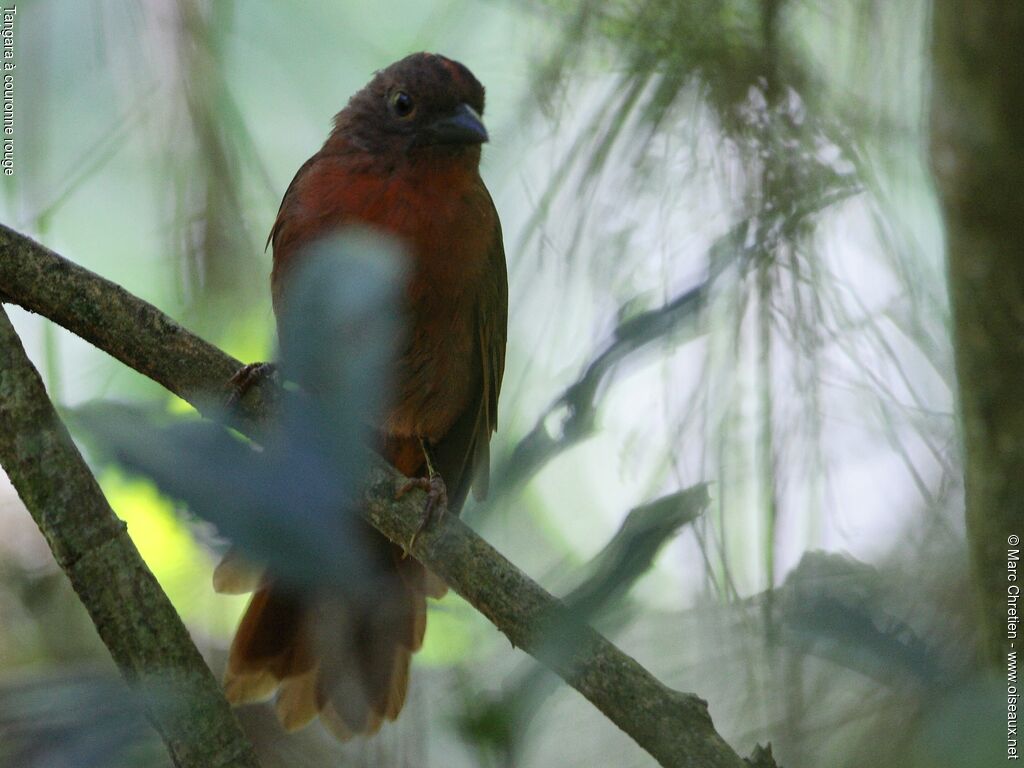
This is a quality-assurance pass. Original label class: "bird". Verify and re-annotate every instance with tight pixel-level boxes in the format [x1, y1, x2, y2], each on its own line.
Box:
[212, 53, 507, 740]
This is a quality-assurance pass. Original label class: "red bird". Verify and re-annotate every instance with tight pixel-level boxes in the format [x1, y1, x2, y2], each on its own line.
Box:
[215, 53, 507, 739]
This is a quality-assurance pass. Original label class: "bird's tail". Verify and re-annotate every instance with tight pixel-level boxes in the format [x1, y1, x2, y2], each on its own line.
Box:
[214, 532, 442, 738]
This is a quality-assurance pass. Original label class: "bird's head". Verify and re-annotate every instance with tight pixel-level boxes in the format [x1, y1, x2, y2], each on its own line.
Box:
[332, 53, 488, 161]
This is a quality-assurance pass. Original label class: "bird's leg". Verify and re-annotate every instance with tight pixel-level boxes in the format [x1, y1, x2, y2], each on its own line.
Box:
[396, 436, 448, 552]
[223, 361, 278, 410]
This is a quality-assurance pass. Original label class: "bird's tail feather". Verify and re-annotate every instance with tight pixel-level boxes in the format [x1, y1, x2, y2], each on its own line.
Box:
[219, 535, 430, 738]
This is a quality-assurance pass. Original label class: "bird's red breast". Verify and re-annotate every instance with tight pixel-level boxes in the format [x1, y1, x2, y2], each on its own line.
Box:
[270, 149, 499, 435]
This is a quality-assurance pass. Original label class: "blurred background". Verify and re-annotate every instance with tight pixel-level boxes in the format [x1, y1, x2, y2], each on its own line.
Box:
[0, 1, 1001, 766]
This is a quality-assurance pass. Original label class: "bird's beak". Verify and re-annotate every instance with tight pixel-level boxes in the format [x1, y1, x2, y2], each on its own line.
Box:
[421, 103, 489, 146]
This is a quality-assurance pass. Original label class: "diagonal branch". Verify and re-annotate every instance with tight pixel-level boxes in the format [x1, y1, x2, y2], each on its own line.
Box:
[0, 223, 777, 768]
[461, 487, 710, 759]
[0, 305, 261, 768]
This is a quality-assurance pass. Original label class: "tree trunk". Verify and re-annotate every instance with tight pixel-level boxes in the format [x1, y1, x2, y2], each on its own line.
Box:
[930, 0, 1024, 667]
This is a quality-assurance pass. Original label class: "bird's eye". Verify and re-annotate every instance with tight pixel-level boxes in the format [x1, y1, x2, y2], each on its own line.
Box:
[389, 90, 415, 119]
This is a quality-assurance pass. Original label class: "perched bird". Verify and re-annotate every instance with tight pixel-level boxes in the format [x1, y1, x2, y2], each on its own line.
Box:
[214, 53, 507, 739]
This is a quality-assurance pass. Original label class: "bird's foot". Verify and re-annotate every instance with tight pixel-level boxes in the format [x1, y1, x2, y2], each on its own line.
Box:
[396, 473, 448, 553]
[224, 361, 278, 410]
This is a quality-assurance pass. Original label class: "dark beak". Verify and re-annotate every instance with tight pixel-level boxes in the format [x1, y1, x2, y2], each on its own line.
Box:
[420, 103, 488, 146]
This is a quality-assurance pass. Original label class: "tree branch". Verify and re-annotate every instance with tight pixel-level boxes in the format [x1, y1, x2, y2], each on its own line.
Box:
[0, 226, 274, 433]
[0, 223, 777, 768]
[0, 305, 261, 768]
[461, 487, 710, 760]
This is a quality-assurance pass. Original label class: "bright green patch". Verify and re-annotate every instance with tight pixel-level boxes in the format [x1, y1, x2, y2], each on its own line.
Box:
[99, 468, 247, 637]
[419, 593, 488, 666]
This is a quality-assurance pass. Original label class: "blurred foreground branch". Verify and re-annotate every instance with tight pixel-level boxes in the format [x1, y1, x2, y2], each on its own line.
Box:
[490, 178, 859, 502]
[0, 224, 778, 768]
[492, 279, 706, 498]
[0, 306, 261, 768]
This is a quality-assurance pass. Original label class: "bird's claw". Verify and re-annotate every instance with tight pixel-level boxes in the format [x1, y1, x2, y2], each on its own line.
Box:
[396, 474, 448, 554]
[223, 362, 278, 410]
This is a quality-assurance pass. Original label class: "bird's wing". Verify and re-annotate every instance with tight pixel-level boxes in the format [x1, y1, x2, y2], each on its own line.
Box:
[470, 214, 508, 501]
[431, 212, 507, 513]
